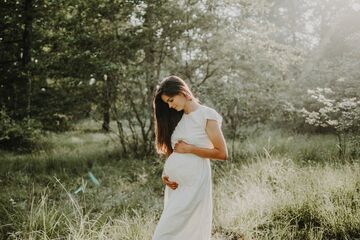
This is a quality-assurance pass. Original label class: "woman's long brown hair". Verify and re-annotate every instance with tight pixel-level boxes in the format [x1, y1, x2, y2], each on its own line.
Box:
[153, 76, 197, 157]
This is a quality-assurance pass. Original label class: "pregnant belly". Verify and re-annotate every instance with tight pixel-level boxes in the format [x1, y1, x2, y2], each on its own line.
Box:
[164, 152, 204, 186]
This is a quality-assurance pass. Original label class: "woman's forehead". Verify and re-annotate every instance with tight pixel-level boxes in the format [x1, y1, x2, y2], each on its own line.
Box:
[161, 94, 172, 102]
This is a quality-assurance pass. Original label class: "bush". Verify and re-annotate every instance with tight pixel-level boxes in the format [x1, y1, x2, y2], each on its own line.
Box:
[40, 113, 73, 132]
[0, 110, 42, 152]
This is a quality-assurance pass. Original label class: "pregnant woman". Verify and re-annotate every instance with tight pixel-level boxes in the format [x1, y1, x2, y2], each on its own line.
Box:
[152, 75, 228, 240]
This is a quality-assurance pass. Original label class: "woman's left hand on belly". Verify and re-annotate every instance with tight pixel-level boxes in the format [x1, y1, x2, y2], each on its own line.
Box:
[162, 175, 178, 190]
[174, 140, 193, 153]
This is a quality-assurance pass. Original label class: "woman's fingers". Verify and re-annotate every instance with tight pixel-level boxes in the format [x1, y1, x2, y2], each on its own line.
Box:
[169, 183, 178, 190]
[169, 181, 178, 190]
[162, 176, 178, 189]
[162, 176, 173, 185]
[166, 180, 178, 187]
[162, 176, 169, 184]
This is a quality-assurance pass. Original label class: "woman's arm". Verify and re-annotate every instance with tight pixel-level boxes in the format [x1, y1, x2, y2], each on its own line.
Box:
[174, 119, 228, 161]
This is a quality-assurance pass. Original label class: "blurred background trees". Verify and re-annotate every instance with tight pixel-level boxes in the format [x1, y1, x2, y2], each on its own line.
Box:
[1, 0, 359, 156]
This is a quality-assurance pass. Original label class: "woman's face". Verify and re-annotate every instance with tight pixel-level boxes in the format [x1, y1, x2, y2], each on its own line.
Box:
[161, 93, 187, 111]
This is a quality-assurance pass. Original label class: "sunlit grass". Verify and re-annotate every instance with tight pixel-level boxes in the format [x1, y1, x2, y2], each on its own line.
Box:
[231, 129, 341, 163]
[213, 156, 360, 239]
[0, 130, 121, 177]
[1, 125, 360, 239]
[4, 156, 359, 239]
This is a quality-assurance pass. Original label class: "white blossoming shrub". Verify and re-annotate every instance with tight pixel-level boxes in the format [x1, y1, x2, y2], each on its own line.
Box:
[299, 87, 360, 157]
[300, 88, 360, 133]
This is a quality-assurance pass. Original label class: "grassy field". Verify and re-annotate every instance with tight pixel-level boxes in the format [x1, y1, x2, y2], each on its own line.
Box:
[1, 122, 360, 240]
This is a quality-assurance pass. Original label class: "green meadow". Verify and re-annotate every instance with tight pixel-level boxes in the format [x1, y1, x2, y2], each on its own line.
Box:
[3, 0, 360, 239]
[1, 122, 360, 240]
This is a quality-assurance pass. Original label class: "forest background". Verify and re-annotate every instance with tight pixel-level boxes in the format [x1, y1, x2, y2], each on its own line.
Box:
[1, 0, 360, 239]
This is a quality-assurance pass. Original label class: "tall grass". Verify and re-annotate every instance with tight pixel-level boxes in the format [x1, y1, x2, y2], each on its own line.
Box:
[4, 156, 359, 239]
[6, 188, 158, 240]
[0, 131, 123, 177]
[213, 156, 360, 239]
[230, 129, 343, 164]
[1, 126, 360, 239]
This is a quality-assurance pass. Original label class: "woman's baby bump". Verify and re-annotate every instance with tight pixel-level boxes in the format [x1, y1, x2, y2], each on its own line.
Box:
[164, 152, 203, 187]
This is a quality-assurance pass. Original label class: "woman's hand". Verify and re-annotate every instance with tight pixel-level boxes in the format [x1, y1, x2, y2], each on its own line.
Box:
[173, 140, 193, 153]
[162, 175, 178, 190]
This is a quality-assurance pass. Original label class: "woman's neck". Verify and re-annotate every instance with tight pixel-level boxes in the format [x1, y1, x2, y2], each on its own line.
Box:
[184, 101, 200, 114]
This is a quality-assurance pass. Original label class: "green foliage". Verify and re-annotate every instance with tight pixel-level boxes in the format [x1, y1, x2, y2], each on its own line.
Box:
[2, 0, 359, 151]
[31, 81, 95, 131]
[0, 110, 42, 152]
[1, 0, 360, 237]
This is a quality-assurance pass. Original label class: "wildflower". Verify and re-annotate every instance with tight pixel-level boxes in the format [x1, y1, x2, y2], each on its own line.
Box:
[307, 89, 315, 94]
[323, 88, 333, 94]
[89, 78, 96, 85]
[308, 111, 320, 119]
[10, 198, 16, 206]
[305, 118, 316, 125]
[319, 108, 330, 116]
[339, 99, 357, 110]
[327, 120, 339, 126]
[323, 100, 334, 107]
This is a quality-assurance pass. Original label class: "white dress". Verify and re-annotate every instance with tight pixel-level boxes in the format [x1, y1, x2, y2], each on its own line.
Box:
[152, 105, 223, 240]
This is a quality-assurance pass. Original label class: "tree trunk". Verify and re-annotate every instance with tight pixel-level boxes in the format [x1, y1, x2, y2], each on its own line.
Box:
[102, 110, 110, 132]
[143, 2, 157, 155]
[21, 0, 33, 119]
[10, 0, 33, 120]
[102, 75, 110, 132]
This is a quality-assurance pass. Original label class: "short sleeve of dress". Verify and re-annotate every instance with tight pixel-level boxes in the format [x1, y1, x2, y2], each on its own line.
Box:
[202, 106, 223, 129]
